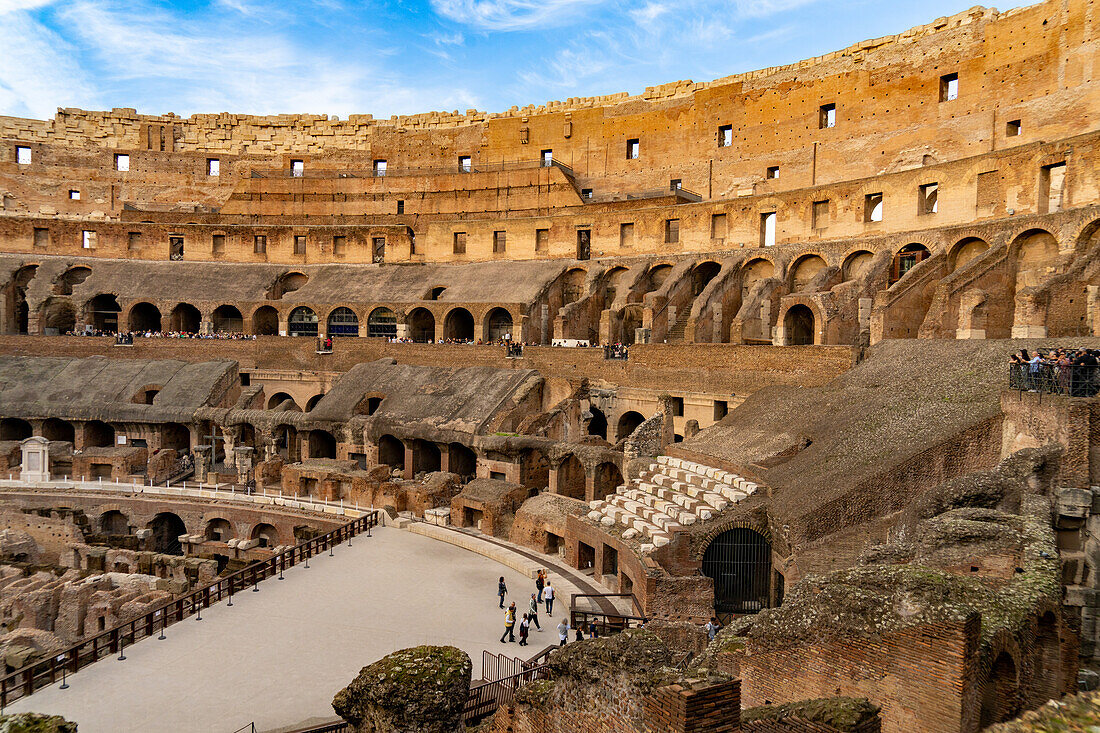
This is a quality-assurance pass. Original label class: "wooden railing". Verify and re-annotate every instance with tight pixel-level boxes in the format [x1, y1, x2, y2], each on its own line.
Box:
[0, 511, 379, 711]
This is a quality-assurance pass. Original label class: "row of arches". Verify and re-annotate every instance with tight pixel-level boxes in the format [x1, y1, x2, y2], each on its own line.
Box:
[584, 408, 645, 442]
[99, 509, 279, 552]
[0, 417, 193, 453]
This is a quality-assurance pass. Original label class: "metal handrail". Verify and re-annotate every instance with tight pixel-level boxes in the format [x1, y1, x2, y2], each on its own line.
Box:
[1009, 362, 1100, 397]
[464, 662, 549, 723]
[0, 511, 379, 710]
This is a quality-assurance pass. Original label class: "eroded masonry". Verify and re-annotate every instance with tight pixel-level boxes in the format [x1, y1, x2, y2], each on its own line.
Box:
[1, 1, 1099, 732]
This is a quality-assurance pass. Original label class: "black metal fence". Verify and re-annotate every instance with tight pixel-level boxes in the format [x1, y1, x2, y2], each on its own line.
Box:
[0, 511, 379, 710]
[1009, 363, 1100, 397]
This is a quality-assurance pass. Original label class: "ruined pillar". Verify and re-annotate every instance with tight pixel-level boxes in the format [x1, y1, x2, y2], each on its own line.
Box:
[234, 447, 254, 486]
[1088, 285, 1100, 337]
[540, 304, 549, 345]
[192, 445, 212, 483]
[404, 445, 414, 480]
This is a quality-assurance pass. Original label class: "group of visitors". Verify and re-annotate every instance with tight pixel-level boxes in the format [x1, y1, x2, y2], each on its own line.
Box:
[1009, 348, 1100, 397]
[71, 329, 257, 341]
[496, 570, 607, 647]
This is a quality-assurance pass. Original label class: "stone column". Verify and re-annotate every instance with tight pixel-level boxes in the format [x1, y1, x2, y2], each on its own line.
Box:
[192, 445, 212, 483]
[234, 447, 254, 486]
[540, 304, 549, 345]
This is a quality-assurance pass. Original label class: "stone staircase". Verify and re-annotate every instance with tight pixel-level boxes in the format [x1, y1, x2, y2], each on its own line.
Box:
[586, 455, 759, 552]
[667, 318, 688, 344]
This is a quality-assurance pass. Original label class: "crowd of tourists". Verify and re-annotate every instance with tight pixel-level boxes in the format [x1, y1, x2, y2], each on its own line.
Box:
[1009, 348, 1100, 397]
[496, 570, 605, 647]
[69, 329, 257, 341]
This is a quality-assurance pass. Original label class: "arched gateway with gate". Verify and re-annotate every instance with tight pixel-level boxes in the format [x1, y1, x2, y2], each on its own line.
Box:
[701, 527, 774, 614]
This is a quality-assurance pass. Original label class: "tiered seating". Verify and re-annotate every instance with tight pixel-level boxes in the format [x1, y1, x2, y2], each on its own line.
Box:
[586, 455, 759, 551]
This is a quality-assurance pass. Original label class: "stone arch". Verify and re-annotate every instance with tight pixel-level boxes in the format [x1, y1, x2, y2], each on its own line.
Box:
[85, 294, 121, 332]
[169, 303, 201, 333]
[561, 267, 588, 304]
[783, 304, 816, 345]
[212, 304, 244, 333]
[1072, 217, 1100, 253]
[587, 407, 608, 440]
[616, 411, 645, 441]
[305, 393, 325, 412]
[83, 420, 115, 448]
[40, 418, 75, 443]
[1011, 229, 1059, 290]
[593, 461, 623, 499]
[412, 439, 441, 474]
[53, 266, 91, 296]
[308, 430, 337, 459]
[127, 302, 161, 332]
[41, 297, 76, 334]
[642, 263, 673, 295]
[270, 272, 308, 300]
[287, 306, 318, 337]
[841, 250, 874, 281]
[251, 305, 280, 336]
[889, 243, 931, 285]
[619, 304, 643, 346]
[0, 418, 32, 441]
[250, 523, 279, 548]
[275, 424, 299, 459]
[406, 307, 435, 343]
[555, 454, 586, 500]
[377, 434, 404, 470]
[788, 254, 828, 292]
[204, 518, 233, 542]
[8, 265, 37, 334]
[99, 510, 130, 535]
[443, 307, 474, 342]
[948, 237, 990, 272]
[980, 650, 1020, 727]
[367, 307, 398, 338]
[267, 392, 300, 411]
[483, 307, 514, 342]
[691, 261, 722, 296]
[161, 422, 190, 452]
[447, 442, 476, 479]
[148, 512, 186, 554]
[326, 306, 359, 337]
[603, 266, 632, 305]
[957, 289, 989, 339]
[701, 526, 772, 614]
[741, 258, 776, 301]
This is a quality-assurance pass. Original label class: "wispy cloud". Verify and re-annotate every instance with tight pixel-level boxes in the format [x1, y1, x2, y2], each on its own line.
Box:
[429, 0, 603, 30]
[0, 4, 95, 118]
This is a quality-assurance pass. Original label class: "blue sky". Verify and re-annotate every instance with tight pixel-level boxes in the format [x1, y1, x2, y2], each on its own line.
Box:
[0, 0, 1022, 120]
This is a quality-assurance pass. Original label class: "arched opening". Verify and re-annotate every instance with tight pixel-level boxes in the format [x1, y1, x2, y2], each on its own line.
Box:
[412, 439, 441, 474]
[443, 308, 474, 342]
[484, 308, 513, 342]
[1014, 229, 1059, 290]
[169, 303, 201, 333]
[308, 430, 336, 459]
[40, 418, 75, 443]
[426, 286, 447, 301]
[99, 510, 129, 535]
[555, 455, 586, 500]
[841, 251, 874, 281]
[890, 244, 930, 285]
[270, 272, 307, 300]
[267, 392, 300, 411]
[604, 267, 631, 305]
[275, 424, 298, 461]
[620, 305, 642, 346]
[949, 237, 990, 272]
[0, 418, 32, 441]
[212, 305, 244, 333]
[86, 294, 121, 333]
[377, 435, 404, 470]
[204, 518, 232, 542]
[616, 411, 645, 441]
[161, 423, 190, 452]
[367, 307, 397, 338]
[691, 261, 721, 296]
[42, 298, 76, 334]
[980, 652, 1019, 727]
[149, 512, 187, 555]
[593, 462, 623, 499]
[326, 307, 359, 337]
[407, 308, 435, 343]
[1032, 612, 1062, 704]
[789, 255, 828, 293]
[642, 264, 672, 295]
[127, 302, 161, 332]
[447, 443, 476, 479]
[287, 306, 318, 337]
[250, 523, 278, 549]
[305, 393, 325, 412]
[741, 258, 775, 302]
[9, 266, 37, 334]
[784, 305, 815, 345]
[520, 448, 550, 491]
[702, 528, 772, 614]
[53, 266, 91, 296]
[252, 305, 279, 336]
[586, 407, 607, 440]
[83, 420, 115, 448]
[561, 268, 587, 304]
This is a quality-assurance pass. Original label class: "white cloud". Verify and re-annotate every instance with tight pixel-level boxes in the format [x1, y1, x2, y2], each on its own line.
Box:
[0, 6, 94, 118]
[0, 0, 55, 13]
[429, 0, 603, 30]
[734, 0, 817, 18]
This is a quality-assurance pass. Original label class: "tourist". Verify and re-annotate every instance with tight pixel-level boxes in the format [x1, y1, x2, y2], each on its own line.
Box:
[500, 602, 516, 643]
[575, 622, 584, 642]
[705, 616, 721, 641]
[543, 580, 555, 615]
[528, 593, 541, 631]
[498, 576, 508, 608]
[518, 613, 530, 646]
[588, 621, 598, 639]
[535, 569, 545, 602]
[557, 618, 569, 647]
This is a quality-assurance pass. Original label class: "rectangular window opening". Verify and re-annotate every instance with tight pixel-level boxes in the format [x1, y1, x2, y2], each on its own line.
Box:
[453, 232, 467, 255]
[812, 200, 829, 230]
[665, 218, 680, 244]
[15, 146, 31, 165]
[819, 103, 836, 129]
[865, 193, 883, 223]
[115, 154, 130, 172]
[620, 222, 635, 248]
[82, 230, 97, 249]
[291, 160, 304, 177]
[68, 190, 80, 200]
[254, 235, 267, 254]
[372, 237, 385, 264]
[713, 400, 728, 421]
[671, 397, 684, 417]
[760, 212, 776, 247]
[540, 149, 553, 167]
[718, 125, 732, 147]
[711, 213, 727, 240]
[1040, 162, 1066, 214]
[333, 235, 347, 256]
[535, 228, 549, 252]
[581, 188, 593, 200]
[33, 228, 49, 248]
[128, 232, 143, 251]
[940, 73, 959, 102]
[210, 233, 224, 255]
[493, 230, 507, 253]
[626, 139, 640, 159]
[458, 156, 471, 172]
[919, 183, 939, 215]
[373, 159, 387, 177]
[766, 166, 779, 180]
[397, 200, 405, 214]
[670, 179, 682, 191]
[293, 235, 307, 255]
[207, 158, 220, 176]
[1006, 119, 1022, 137]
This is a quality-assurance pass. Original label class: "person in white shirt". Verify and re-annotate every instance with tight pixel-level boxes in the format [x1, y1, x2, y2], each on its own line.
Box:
[556, 618, 569, 647]
[543, 581, 555, 615]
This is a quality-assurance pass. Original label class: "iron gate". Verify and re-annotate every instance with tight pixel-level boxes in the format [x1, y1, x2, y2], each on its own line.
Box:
[701, 528, 771, 614]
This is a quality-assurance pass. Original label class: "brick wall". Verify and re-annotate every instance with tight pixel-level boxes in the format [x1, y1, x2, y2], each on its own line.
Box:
[742, 718, 880, 733]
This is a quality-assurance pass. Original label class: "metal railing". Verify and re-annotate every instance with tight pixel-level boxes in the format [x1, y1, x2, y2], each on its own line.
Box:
[604, 345, 629, 361]
[464, 661, 549, 723]
[0, 511, 378, 710]
[568, 593, 646, 637]
[1009, 363, 1100, 398]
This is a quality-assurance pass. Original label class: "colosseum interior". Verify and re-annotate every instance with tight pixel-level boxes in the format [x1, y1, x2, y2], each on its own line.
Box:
[0, 0, 1100, 731]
